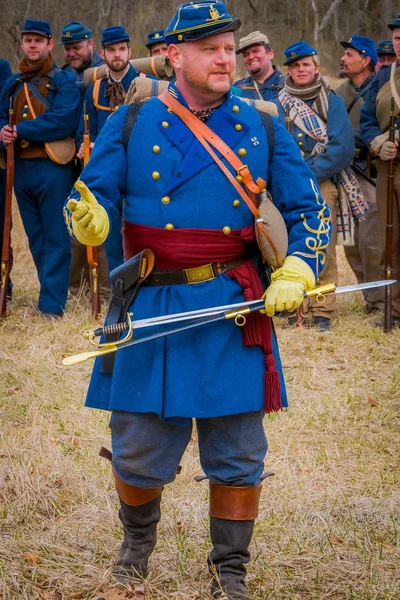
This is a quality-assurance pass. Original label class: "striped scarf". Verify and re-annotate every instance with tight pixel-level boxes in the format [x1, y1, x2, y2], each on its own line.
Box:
[279, 85, 368, 246]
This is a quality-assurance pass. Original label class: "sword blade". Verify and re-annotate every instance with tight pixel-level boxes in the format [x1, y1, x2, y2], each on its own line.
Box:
[129, 280, 396, 330]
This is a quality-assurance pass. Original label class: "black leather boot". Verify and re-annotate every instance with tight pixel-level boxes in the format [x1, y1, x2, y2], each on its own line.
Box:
[113, 494, 162, 584]
[208, 517, 254, 599]
[207, 484, 262, 600]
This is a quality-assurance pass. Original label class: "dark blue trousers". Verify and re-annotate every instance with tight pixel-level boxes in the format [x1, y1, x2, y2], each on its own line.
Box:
[14, 158, 72, 314]
[109, 411, 268, 489]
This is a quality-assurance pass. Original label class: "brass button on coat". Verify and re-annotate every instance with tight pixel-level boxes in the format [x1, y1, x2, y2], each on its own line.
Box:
[162, 196, 170, 204]
[223, 226, 231, 235]
[238, 148, 246, 157]
[165, 223, 174, 230]
[233, 200, 240, 208]
[162, 121, 170, 128]
[152, 171, 160, 180]
[298, 142, 303, 147]
[297, 133, 303, 138]
[236, 174, 243, 183]
[153, 145, 160, 153]
[234, 124, 242, 132]
[232, 105, 240, 113]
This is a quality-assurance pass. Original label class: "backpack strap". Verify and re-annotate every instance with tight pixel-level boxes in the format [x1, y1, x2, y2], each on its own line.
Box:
[122, 102, 146, 151]
[256, 110, 275, 165]
[92, 78, 118, 112]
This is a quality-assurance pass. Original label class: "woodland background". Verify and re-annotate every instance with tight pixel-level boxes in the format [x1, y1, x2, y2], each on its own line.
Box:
[0, 0, 398, 76]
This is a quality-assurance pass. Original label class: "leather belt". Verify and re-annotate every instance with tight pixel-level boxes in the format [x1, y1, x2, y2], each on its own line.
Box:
[143, 257, 247, 286]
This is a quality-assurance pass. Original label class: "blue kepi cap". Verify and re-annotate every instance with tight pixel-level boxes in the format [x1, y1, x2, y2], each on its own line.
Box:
[340, 35, 378, 65]
[164, 1, 240, 45]
[21, 19, 52, 38]
[59, 22, 93, 45]
[388, 13, 400, 31]
[101, 26, 130, 47]
[377, 40, 395, 55]
[283, 41, 318, 66]
[146, 30, 166, 49]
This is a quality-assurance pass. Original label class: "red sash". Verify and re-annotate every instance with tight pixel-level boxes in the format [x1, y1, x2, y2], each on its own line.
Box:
[123, 221, 281, 413]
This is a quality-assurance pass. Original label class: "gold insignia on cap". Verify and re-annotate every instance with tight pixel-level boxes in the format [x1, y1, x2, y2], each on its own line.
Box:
[208, 5, 223, 21]
[178, 34, 183, 41]
[65, 31, 72, 37]
[154, 33, 161, 39]
[291, 51, 297, 57]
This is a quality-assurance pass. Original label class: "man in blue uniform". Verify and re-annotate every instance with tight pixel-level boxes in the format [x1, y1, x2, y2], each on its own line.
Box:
[376, 40, 396, 72]
[0, 19, 81, 318]
[273, 41, 359, 331]
[360, 13, 400, 328]
[0, 58, 13, 301]
[75, 26, 140, 275]
[234, 31, 284, 101]
[65, 2, 330, 598]
[146, 29, 168, 57]
[336, 35, 383, 313]
[59, 21, 104, 96]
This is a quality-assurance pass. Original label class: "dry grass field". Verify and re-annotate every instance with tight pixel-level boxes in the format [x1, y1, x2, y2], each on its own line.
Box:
[1, 203, 400, 600]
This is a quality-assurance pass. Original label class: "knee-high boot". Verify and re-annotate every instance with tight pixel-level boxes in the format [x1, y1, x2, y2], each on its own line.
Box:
[207, 484, 262, 600]
[112, 469, 163, 583]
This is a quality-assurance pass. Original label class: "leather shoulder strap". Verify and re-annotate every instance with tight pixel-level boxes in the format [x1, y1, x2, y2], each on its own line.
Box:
[92, 78, 116, 112]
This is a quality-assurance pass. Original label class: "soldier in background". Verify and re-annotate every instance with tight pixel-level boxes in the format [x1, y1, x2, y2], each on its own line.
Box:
[360, 13, 400, 328]
[60, 22, 104, 96]
[336, 35, 384, 313]
[234, 31, 284, 100]
[0, 20, 81, 318]
[273, 41, 359, 332]
[146, 30, 168, 57]
[376, 40, 396, 72]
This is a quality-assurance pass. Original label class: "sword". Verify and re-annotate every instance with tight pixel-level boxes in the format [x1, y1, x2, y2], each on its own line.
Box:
[62, 280, 395, 366]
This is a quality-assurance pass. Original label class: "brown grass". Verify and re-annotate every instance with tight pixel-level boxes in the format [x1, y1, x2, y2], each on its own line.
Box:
[1, 202, 399, 600]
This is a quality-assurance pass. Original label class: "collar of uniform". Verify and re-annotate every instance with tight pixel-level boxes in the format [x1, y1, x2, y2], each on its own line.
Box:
[256, 66, 283, 88]
[160, 84, 251, 193]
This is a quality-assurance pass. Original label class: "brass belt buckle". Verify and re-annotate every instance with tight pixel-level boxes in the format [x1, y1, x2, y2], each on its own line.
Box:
[184, 263, 215, 284]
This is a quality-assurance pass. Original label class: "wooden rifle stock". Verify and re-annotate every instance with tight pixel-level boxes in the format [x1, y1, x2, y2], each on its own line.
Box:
[384, 98, 396, 333]
[0, 98, 15, 317]
[83, 102, 101, 319]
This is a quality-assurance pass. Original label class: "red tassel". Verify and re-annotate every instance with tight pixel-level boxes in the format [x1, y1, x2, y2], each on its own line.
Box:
[264, 370, 282, 413]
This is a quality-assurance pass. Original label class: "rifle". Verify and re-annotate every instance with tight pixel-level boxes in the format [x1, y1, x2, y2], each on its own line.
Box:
[0, 98, 15, 317]
[83, 101, 101, 320]
[384, 97, 396, 333]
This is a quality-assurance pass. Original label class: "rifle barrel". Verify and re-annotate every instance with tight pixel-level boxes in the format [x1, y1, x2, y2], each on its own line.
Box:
[384, 97, 396, 333]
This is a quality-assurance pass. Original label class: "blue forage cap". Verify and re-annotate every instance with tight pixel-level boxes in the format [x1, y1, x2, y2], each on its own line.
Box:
[58, 21, 93, 45]
[340, 35, 378, 65]
[21, 19, 52, 38]
[283, 41, 318, 66]
[377, 40, 395, 55]
[164, 1, 241, 45]
[146, 29, 166, 49]
[388, 12, 400, 31]
[101, 26, 131, 47]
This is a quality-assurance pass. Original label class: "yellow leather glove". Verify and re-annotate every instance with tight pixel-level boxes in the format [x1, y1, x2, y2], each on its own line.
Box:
[66, 179, 109, 246]
[263, 256, 315, 317]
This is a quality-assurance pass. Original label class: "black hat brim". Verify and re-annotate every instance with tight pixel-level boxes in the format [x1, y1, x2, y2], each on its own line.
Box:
[283, 53, 314, 67]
